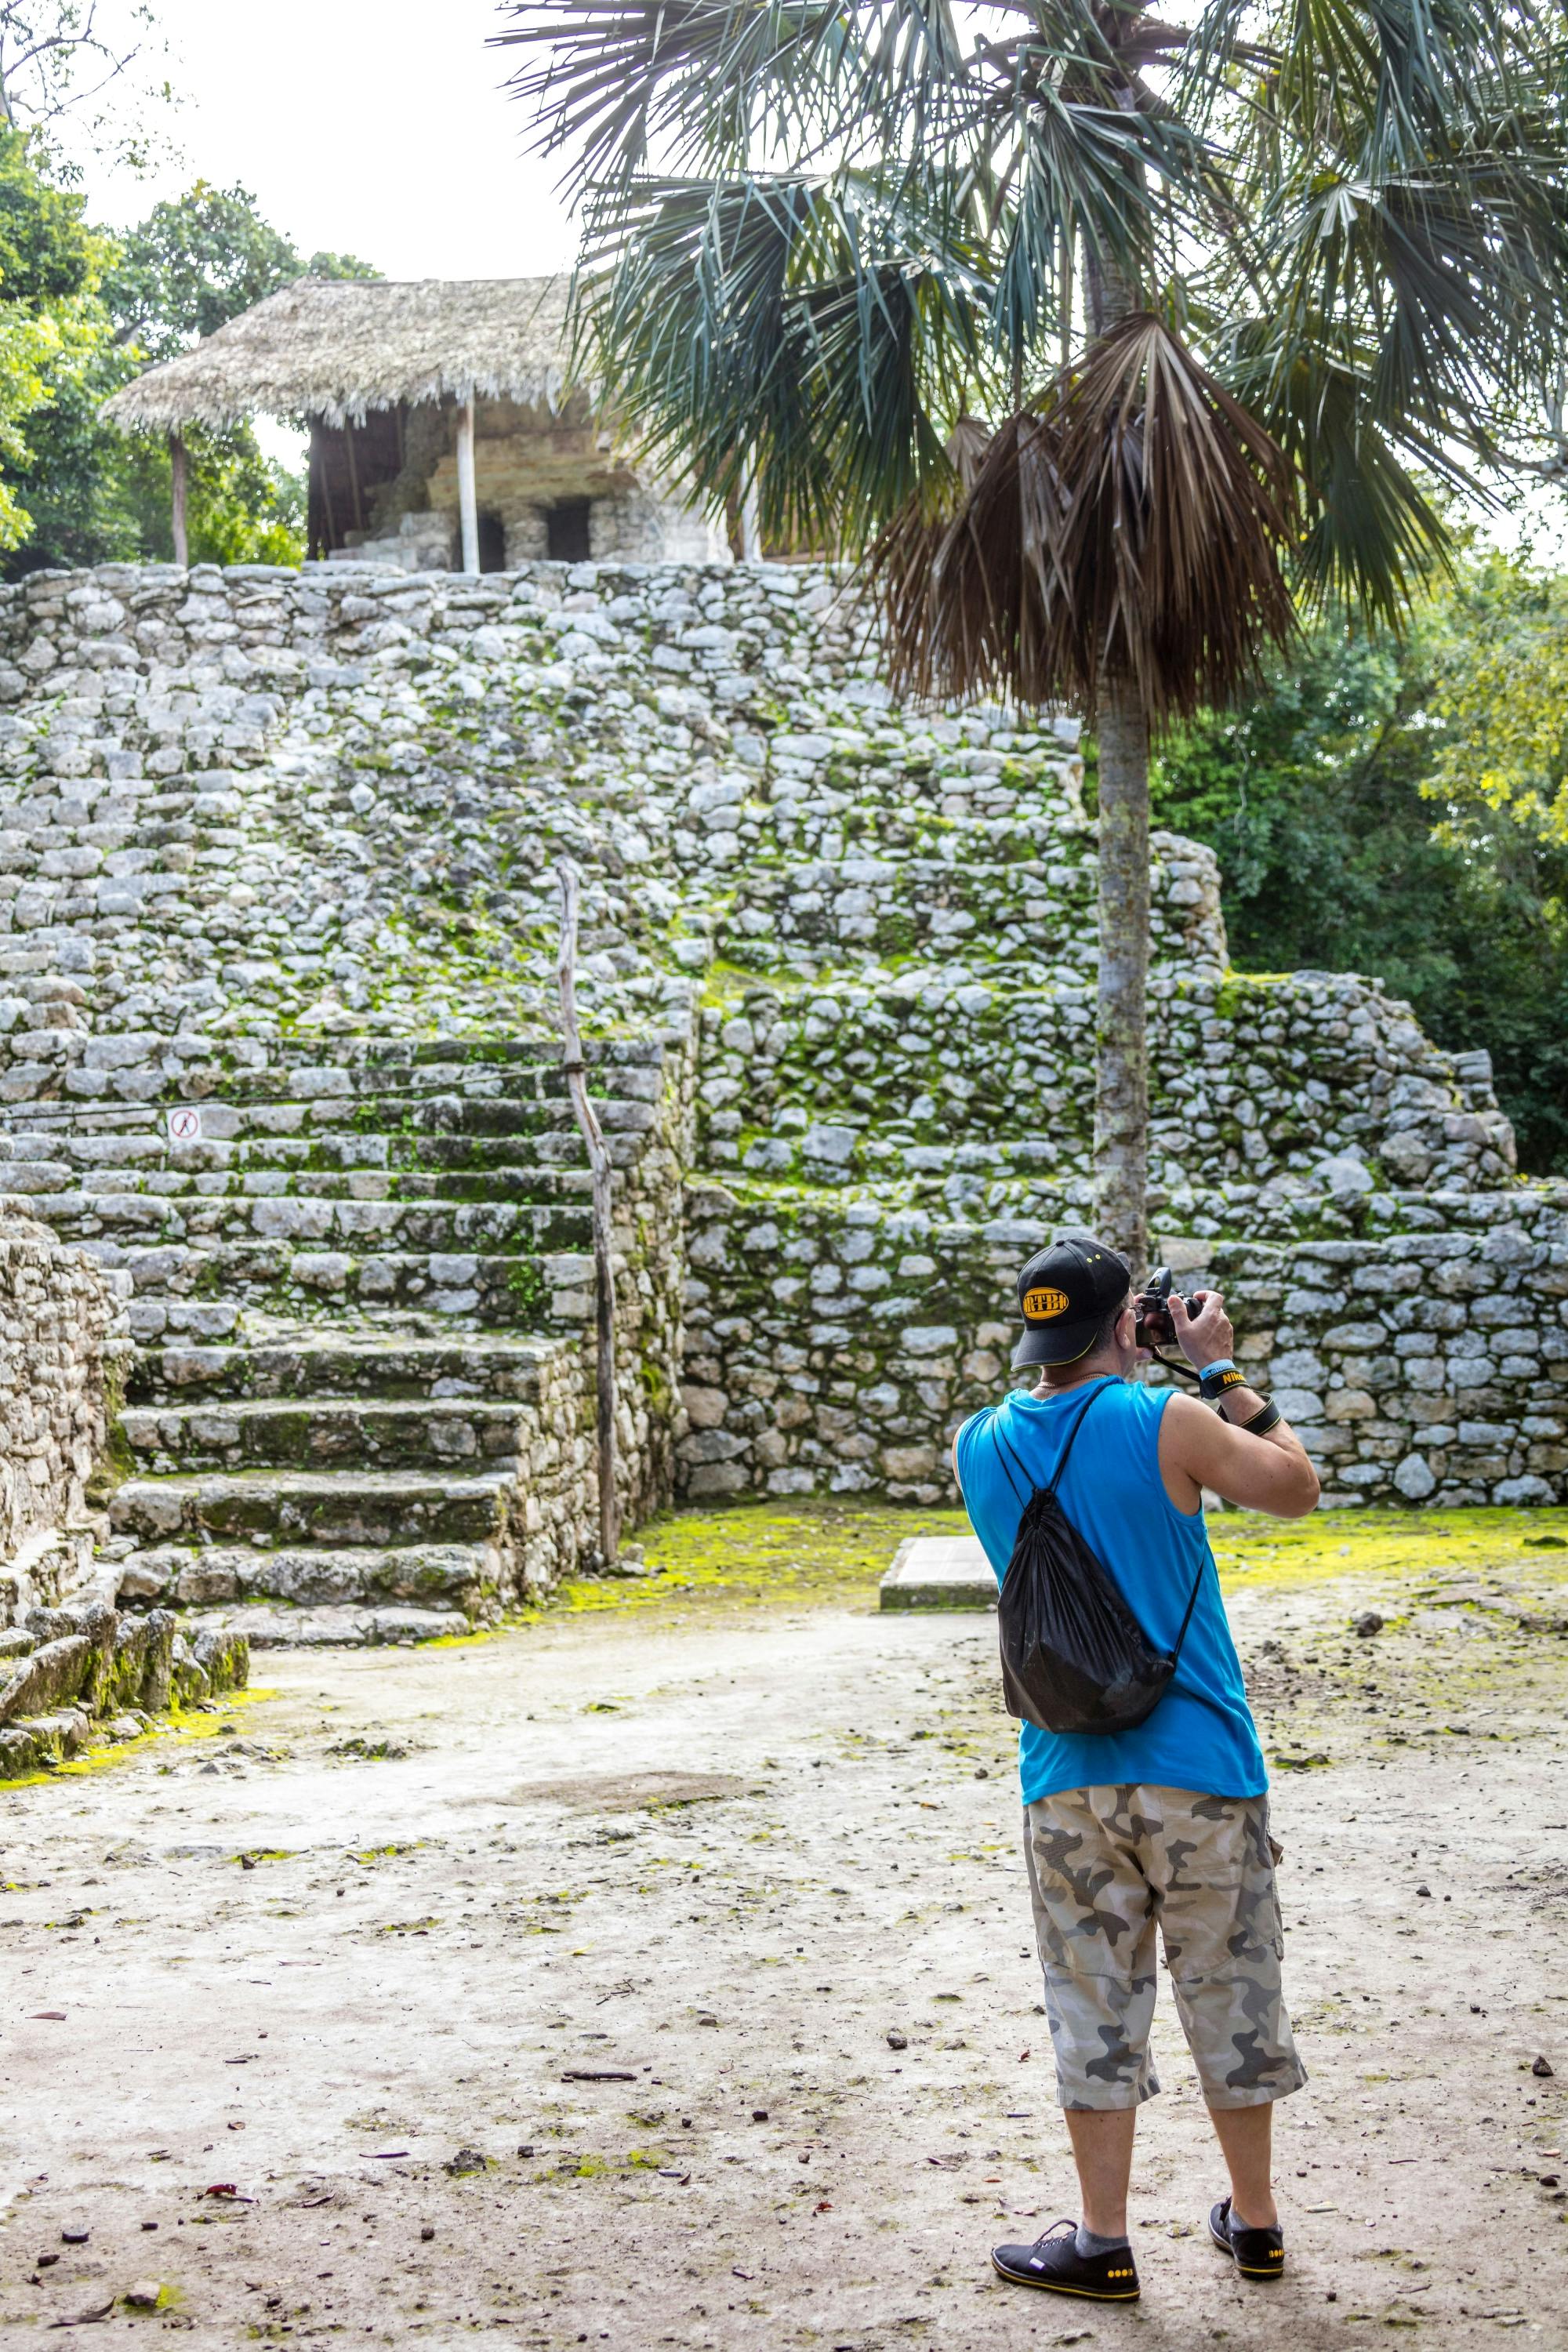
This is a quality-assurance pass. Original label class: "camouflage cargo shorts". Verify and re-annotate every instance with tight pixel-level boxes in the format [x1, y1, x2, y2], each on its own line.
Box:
[1023, 1783, 1307, 2112]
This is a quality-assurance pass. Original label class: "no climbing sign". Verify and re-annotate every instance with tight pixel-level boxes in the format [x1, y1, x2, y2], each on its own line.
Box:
[167, 1105, 202, 1143]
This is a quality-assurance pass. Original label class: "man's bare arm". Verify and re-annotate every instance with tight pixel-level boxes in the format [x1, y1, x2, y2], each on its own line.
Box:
[1156, 1289, 1320, 1518]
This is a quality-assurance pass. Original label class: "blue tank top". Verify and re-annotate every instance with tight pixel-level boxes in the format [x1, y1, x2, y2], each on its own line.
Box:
[954, 1377, 1267, 1806]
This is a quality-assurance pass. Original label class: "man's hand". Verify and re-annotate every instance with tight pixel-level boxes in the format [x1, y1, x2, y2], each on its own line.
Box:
[1157, 1283, 1319, 1516]
[1175, 1287, 1235, 1373]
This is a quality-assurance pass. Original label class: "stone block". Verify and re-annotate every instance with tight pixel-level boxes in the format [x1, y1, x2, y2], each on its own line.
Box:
[1494, 1474, 1556, 1505]
[0, 1632, 93, 1722]
[1393, 1452, 1436, 1500]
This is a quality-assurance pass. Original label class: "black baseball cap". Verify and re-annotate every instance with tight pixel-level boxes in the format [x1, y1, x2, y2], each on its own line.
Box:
[1011, 1236, 1132, 1369]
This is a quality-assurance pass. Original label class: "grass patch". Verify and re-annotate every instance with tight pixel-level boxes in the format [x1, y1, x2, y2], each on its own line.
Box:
[540, 1500, 1568, 1621]
[1209, 1506, 1568, 1594]
[548, 1498, 969, 1616]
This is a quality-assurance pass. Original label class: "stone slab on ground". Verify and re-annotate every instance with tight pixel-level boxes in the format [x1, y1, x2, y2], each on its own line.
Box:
[880, 1532, 996, 1610]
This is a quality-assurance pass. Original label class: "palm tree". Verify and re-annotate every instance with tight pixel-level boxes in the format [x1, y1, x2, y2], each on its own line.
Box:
[497, 0, 1568, 1265]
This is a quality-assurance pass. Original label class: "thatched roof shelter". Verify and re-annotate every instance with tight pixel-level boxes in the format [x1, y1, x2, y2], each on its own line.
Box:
[101, 275, 579, 434]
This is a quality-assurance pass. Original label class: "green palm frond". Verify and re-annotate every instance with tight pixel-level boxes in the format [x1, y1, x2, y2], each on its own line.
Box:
[493, 0, 978, 190]
[577, 165, 993, 544]
[516, 0, 1568, 691]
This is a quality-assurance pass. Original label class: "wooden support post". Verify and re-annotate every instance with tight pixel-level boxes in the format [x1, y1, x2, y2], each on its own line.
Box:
[556, 860, 620, 1569]
[344, 416, 365, 535]
[739, 453, 762, 562]
[170, 432, 188, 568]
[456, 394, 480, 574]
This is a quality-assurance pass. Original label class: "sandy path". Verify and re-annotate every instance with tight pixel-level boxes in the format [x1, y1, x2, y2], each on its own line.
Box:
[1, 1550, 1564, 2348]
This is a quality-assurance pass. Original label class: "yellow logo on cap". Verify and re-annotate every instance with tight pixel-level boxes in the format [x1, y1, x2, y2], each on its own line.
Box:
[1023, 1287, 1070, 1319]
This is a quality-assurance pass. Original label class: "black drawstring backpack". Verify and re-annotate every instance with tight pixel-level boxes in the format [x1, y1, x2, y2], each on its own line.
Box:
[991, 1379, 1207, 1736]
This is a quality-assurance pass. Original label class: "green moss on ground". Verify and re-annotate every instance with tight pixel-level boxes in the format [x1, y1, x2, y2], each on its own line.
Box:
[543, 1500, 1568, 1619]
[1210, 1505, 1568, 1594]
[548, 1498, 968, 1615]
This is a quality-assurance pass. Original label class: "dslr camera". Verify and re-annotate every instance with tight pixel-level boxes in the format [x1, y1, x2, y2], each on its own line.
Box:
[1132, 1265, 1209, 1352]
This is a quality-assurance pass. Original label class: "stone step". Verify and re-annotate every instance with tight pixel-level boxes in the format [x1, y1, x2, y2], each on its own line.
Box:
[78, 1240, 584, 1325]
[4, 1087, 655, 1142]
[0, 1127, 620, 1177]
[177, 1601, 474, 1648]
[109, 1467, 517, 1549]
[129, 1325, 563, 1404]
[1, 1156, 587, 1206]
[226, 1032, 666, 1080]
[717, 855, 1096, 968]
[117, 1541, 496, 1614]
[25, 1189, 593, 1255]
[718, 1125, 1087, 1189]
[121, 1396, 529, 1473]
[202, 1045, 664, 1102]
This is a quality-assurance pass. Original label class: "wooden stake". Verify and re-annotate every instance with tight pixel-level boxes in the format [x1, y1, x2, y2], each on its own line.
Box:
[344, 416, 364, 535]
[739, 452, 762, 561]
[556, 860, 620, 1568]
[170, 432, 188, 568]
[313, 422, 339, 553]
[456, 395, 480, 573]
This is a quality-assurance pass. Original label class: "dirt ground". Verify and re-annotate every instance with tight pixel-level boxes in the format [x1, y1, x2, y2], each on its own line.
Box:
[2, 1504, 1566, 2350]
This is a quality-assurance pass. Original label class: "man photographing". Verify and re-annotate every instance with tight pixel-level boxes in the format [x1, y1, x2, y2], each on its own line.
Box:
[953, 1236, 1319, 2305]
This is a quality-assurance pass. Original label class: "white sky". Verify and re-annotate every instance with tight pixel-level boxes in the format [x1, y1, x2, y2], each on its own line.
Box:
[62, 0, 579, 281]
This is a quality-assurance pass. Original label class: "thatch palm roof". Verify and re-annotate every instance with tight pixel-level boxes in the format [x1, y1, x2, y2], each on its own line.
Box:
[102, 275, 582, 433]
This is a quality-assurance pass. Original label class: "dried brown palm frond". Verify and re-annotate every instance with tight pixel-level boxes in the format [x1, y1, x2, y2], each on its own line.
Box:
[873, 313, 1298, 727]
[871, 408, 1065, 706]
[869, 410, 1023, 698]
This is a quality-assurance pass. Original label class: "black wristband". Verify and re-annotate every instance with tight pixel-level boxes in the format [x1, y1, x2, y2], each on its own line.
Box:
[1199, 1364, 1248, 1406]
[1233, 1397, 1281, 1436]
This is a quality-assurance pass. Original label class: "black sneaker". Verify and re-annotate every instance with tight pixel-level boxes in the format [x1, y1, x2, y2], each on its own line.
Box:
[1209, 2195, 1285, 2280]
[991, 2218, 1140, 2300]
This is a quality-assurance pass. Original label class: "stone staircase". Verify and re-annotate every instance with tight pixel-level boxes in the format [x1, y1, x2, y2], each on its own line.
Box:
[0, 1034, 675, 1645]
[0, 553, 1547, 1617]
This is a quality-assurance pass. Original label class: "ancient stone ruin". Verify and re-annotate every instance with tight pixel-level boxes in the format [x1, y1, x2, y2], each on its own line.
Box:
[0, 554, 1559, 1755]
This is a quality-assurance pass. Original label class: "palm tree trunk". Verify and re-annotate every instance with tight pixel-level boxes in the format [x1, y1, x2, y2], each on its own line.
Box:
[1094, 673, 1150, 1269]
[1081, 247, 1149, 1270]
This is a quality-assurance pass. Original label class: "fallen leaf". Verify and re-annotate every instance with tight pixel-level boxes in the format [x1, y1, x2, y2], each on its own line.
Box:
[31, 2012, 67, 2022]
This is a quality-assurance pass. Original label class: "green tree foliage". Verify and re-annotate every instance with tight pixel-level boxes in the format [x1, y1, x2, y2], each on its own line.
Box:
[0, 123, 94, 550]
[1149, 574, 1568, 1177]
[103, 179, 376, 362]
[1424, 557, 1568, 845]
[0, 165, 377, 573]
